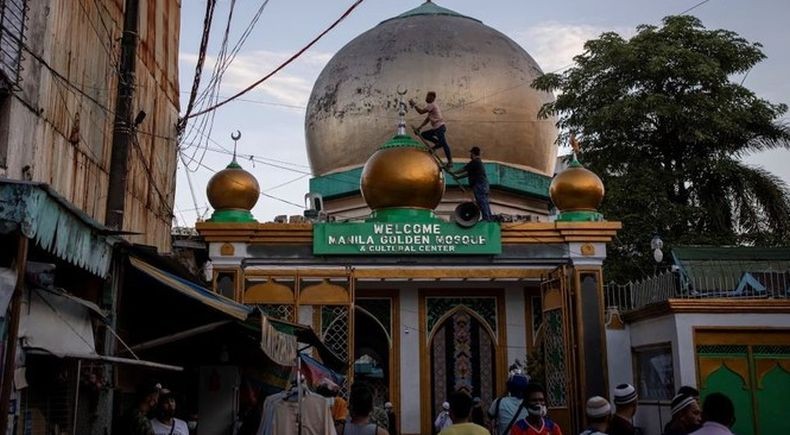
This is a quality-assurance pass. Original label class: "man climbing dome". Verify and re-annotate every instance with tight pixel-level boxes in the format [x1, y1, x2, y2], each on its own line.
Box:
[410, 91, 453, 168]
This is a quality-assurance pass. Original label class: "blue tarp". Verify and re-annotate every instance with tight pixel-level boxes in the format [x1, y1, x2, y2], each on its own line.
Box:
[129, 256, 252, 321]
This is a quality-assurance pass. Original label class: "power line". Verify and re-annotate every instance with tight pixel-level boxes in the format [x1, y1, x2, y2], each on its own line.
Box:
[185, 0, 366, 120]
[679, 0, 713, 15]
[186, 155, 306, 209]
[179, 0, 218, 130]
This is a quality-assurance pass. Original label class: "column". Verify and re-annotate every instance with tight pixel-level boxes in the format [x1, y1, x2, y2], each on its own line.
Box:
[399, 288, 420, 434]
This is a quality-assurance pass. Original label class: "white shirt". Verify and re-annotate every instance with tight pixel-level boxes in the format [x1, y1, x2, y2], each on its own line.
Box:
[488, 396, 528, 435]
[151, 417, 190, 435]
[690, 421, 733, 435]
[435, 411, 453, 431]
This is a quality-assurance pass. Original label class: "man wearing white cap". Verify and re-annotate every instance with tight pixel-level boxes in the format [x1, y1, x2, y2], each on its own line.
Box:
[580, 396, 611, 435]
[384, 402, 398, 435]
[609, 384, 637, 435]
[435, 401, 454, 433]
[663, 388, 701, 435]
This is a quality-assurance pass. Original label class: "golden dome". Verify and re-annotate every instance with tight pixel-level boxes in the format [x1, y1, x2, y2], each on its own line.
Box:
[206, 160, 260, 211]
[550, 159, 604, 212]
[305, 2, 557, 177]
[361, 135, 445, 210]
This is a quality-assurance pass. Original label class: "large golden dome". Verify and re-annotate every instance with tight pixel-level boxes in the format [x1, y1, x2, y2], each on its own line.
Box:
[361, 135, 445, 210]
[550, 159, 604, 212]
[305, 2, 558, 177]
[206, 160, 260, 211]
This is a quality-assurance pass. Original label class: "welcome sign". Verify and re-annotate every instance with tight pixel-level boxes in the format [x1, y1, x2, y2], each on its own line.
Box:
[313, 221, 502, 255]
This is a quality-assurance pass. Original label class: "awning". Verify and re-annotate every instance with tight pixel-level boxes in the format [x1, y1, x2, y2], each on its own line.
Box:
[129, 256, 252, 321]
[0, 180, 116, 277]
[262, 316, 346, 372]
[127, 258, 345, 371]
[18, 287, 181, 371]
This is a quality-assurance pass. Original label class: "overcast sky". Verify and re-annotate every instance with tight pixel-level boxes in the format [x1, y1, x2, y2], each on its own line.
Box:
[174, 0, 790, 226]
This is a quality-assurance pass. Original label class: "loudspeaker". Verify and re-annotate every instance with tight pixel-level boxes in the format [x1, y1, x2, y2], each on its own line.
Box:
[453, 201, 480, 228]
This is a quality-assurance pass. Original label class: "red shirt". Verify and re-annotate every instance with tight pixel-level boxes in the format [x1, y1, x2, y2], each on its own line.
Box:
[510, 417, 563, 435]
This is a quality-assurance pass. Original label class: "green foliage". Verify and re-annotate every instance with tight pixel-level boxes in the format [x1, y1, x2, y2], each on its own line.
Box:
[532, 15, 790, 281]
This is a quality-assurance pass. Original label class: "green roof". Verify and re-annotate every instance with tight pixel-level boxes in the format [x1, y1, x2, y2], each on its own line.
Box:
[672, 246, 790, 292]
[673, 246, 790, 262]
[310, 162, 551, 200]
[381, 1, 480, 24]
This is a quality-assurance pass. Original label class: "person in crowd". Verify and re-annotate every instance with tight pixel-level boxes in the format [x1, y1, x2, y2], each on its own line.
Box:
[151, 389, 190, 435]
[663, 392, 702, 435]
[439, 391, 491, 435]
[343, 382, 389, 435]
[470, 397, 486, 427]
[317, 377, 349, 433]
[609, 384, 638, 435]
[236, 382, 262, 435]
[690, 393, 736, 435]
[410, 91, 453, 167]
[385, 402, 398, 435]
[488, 373, 530, 435]
[126, 380, 160, 435]
[580, 396, 611, 435]
[677, 386, 699, 402]
[510, 383, 562, 435]
[435, 401, 454, 433]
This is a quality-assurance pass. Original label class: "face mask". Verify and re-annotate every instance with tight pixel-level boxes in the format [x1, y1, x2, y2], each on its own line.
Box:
[187, 421, 197, 430]
[527, 404, 547, 417]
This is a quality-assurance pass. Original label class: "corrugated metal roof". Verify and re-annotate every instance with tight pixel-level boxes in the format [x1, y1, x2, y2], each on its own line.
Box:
[0, 180, 116, 277]
[673, 246, 790, 262]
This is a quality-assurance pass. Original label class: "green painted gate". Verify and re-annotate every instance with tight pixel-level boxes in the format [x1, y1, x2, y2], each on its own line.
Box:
[697, 343, 790, 435]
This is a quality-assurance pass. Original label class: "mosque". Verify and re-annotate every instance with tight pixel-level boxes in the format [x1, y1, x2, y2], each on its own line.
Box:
[196, 2, 622, 434]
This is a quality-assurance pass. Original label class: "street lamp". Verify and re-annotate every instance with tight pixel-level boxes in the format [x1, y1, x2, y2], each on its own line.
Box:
[651, 234, 664, 266]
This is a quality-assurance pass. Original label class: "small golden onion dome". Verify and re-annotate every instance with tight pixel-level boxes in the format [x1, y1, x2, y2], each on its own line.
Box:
[361, 135, 445, 210]
[206, 160, 260, 211]
[550, 158, 604, 212]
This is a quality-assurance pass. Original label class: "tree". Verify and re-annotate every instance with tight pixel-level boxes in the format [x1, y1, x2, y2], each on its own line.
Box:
[533, 15, 790, 281]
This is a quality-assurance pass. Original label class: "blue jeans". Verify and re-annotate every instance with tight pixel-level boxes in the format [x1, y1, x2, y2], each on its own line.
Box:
[421, 125, 452, 163]
[473, 181, 493, 221]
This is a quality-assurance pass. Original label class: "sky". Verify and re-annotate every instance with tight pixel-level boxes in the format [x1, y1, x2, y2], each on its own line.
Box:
[174, 0, 790, 226]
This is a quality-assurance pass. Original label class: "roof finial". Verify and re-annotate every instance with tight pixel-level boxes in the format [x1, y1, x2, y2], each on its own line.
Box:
[569, 133, 581, 161]
[396, 86, 408, 136]
[231, 130, 241, 163]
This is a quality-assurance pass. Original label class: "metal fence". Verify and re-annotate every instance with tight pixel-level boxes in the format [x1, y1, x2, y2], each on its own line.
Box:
[605, 269, 790, 312]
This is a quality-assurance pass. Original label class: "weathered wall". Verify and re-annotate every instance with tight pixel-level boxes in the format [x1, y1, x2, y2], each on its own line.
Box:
[0, 0, 180, 252]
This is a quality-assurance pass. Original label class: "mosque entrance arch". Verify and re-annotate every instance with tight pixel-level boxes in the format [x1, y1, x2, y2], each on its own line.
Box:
[428, 306, 497, 431]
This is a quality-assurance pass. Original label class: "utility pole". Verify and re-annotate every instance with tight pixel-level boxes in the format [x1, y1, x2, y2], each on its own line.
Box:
[105, 0, 140, 229]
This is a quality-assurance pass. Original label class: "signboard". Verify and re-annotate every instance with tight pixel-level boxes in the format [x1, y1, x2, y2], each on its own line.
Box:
[313, 221, 501, 255]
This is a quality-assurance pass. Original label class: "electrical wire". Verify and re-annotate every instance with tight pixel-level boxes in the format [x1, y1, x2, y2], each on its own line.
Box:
[179, 0, 218, 130]
[679, 0, 713, 15]
[184, 0, 366, 120]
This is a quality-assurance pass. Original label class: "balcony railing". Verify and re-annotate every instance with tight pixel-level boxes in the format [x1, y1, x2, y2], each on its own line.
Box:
[605, 269, 790, 312]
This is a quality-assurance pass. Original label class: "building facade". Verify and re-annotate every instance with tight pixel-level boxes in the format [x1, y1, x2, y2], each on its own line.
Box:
[196, 4, 621, 434]
[0, 0, 180, 252]
[605, 247, 790, 435]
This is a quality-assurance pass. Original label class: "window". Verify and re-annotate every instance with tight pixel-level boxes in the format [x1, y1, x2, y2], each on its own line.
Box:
[0, 0, 27, 88]
[215, 271, 237, 300]
[633, 344, 674, 401]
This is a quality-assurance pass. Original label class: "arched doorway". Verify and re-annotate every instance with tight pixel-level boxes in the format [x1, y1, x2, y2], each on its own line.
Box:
[354, 305, 391, 408]
[429, 308, 497, 427]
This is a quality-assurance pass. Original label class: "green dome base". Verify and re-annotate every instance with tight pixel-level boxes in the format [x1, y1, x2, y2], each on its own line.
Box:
[367, 207, 441, 222]
[208, 209, 257, 223]
[556, 210, 604, 222]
